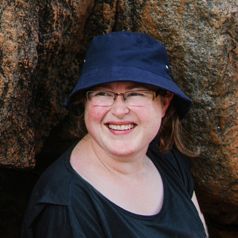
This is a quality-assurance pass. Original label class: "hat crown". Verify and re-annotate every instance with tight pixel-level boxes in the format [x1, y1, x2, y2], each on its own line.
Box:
[67, 31, 192, 118]
[82, 32, 171, 79]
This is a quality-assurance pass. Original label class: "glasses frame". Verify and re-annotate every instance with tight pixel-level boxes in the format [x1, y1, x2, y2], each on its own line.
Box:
[86, 89, 158, 107]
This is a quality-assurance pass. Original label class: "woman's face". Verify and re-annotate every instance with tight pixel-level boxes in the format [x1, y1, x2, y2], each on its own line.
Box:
[84, 82, 173, 157]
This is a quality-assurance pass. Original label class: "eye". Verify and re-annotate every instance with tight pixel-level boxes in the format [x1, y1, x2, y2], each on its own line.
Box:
[93, 91, 113, 97]
[126, 91, 147, 97]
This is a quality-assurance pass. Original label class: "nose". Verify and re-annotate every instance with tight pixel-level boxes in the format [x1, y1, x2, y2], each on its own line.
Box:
[110, 95, 130, 117]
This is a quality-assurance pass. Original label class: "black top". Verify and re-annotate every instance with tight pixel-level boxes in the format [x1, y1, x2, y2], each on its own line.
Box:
[21, 143, 207, 238]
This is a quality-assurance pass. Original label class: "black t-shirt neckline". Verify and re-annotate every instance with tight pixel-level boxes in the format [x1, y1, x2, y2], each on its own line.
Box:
[64, 146, 168, 221]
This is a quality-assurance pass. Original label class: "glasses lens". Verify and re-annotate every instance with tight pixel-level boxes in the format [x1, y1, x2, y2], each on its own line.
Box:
[87, 91, 114, 106]
[125, 90, 155, 106]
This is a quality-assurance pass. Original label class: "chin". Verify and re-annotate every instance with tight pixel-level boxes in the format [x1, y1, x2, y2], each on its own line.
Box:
[105, 143, 145, 157]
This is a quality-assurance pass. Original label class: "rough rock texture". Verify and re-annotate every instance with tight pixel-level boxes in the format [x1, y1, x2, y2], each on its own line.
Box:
[0, 0, 94, 168]
[0, 0, 237, 237]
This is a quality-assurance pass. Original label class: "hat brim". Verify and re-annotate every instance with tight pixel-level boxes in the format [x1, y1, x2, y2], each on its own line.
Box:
[66, 66, 192, 118]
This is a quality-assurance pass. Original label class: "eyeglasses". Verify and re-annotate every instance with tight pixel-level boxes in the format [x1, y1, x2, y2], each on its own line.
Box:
[86, 90, 157, 107]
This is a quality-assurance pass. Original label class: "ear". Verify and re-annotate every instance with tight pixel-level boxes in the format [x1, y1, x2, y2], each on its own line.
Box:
[161, 92, 174, 117]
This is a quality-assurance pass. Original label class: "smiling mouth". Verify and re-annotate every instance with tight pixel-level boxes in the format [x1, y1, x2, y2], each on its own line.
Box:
[106, 123, 136, 131]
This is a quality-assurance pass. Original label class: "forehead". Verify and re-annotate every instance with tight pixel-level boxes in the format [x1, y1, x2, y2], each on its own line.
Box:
[94, 81, 154, 90]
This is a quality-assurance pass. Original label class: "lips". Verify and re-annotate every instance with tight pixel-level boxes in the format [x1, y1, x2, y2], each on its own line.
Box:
[105, 122, 136, 131]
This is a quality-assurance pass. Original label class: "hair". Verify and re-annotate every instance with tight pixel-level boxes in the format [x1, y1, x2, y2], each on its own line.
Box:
[158, 101, 199, 157]
[69, 90, 199, 158]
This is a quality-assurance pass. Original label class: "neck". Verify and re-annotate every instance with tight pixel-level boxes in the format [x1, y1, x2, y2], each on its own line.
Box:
[82, 134, 150, 176]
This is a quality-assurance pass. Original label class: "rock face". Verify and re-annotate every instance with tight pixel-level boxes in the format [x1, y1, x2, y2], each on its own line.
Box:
[0, 0, 237, 237]
[0, 0, 94, 168]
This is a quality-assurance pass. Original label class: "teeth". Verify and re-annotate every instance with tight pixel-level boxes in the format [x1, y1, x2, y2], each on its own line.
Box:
[108, 124, 134, 131]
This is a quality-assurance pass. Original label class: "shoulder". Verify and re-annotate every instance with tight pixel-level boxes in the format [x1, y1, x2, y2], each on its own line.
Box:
[148, 141, 191, 172]
[30, 144, 76, 206]
[22, 144, 77, 236]
[148, 142, 194, 197]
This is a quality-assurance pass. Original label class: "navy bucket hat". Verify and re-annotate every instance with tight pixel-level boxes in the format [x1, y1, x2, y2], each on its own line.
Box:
[67, 31, 191, 118]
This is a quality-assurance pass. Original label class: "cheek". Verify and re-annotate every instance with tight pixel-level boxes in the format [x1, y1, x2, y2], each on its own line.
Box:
[138, 104, 164, 121]
[84, 105, 107, 128]
[139, 107, 164, 132]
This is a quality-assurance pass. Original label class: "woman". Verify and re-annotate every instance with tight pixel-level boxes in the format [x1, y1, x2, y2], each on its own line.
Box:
[22, 32, 208, 237]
